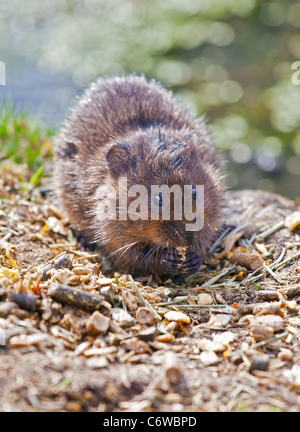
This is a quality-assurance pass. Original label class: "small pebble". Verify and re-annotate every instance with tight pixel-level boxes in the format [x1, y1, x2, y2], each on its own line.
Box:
[199, 351, 220, 366]
[155, 333, 175, 343]
[197, 293, 213, 305]
[9, 333, 48, 349]
[135, 306, 156, 326]
[0, 301, 17, 318]
[164, 311, 190, 324]
[278, 348, 293, 362]
[250, 325, 274, 341]
[86, 311, 110, 336]
[253, 302, 283, 316]
[251, 314, 284, 332]
[249, 355, 270, 373]
[110, 307, 135, 327]
[86, 356, 109, 369]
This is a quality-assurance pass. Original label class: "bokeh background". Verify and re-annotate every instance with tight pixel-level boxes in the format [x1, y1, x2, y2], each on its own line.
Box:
[0, 0, 300, 198]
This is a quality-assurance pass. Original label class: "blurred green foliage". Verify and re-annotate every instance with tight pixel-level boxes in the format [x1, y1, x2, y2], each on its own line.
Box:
[0, 103, 53, 169]
[1, 0, 300, 196]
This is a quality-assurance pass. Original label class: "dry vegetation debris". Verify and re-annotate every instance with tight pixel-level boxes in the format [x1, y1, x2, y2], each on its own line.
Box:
[1, 166, 300, 411]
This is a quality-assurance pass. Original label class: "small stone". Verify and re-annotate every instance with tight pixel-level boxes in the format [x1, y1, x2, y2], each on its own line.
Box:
[278, 348, 293, 362]
[251, 314, 284, 332]
[207, 313, 232, 327]
[138, 326, 157, 341]
[65, 401, 82, 412]
[74, 341, 91, 356]
[111, 307, 135, 327]
[164, 311, 190, 324]
[0, 301, 17, 318]
[199, 351, 220, 365]
[250, 325, 274, 341]
[284, 365, 300, 386]
[86, 356, 109, 369]
[155, 333, 175, 343]
[86, 311, 110, 336]
[164, 353, 183, 385]
[249, 355, 270, 373]
[136, 306, 156, 326]
[98, 277, 114, 286]
[197, 293, 213, 305]
[165, 321, 178, 333]
[83, 346, 117, 357]
[285, 211, 300, 231]
[9, 333, 49, 348]
[253, 302, 283, 316]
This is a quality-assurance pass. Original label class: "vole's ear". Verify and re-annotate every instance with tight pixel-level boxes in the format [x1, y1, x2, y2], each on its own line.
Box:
[106, 142, 137, 178]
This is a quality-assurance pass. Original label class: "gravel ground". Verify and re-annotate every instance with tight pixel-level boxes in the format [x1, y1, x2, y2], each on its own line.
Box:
[1, 165, 300, 412]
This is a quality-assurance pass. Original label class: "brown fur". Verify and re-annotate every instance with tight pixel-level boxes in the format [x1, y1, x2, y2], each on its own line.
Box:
[53, 75, 224, 276]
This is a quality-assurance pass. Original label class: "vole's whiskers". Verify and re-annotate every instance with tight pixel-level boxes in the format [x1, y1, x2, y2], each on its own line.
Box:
[111, 240, 141, 259]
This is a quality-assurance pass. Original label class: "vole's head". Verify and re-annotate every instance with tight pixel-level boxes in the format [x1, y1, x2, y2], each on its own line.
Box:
[97, 126, 223, 275]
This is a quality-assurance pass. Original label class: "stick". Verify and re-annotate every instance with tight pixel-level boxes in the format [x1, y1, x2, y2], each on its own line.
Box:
[253, 220, 285, 242]
[263, 262, 284, 284]
[228, 331, 289, 358]
[48, 284, 106, 312]
[128, 275, 162, 321]
[201, 267, 231, 288]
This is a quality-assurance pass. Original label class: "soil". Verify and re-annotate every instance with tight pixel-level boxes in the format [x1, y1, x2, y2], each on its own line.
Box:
[1, 165, 300, 412]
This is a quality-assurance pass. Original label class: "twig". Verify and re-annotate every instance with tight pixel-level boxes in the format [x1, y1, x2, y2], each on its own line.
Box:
[271, 247, 286, 268]
[201, 267, 231, 288]
[154, 296, 190, 307]
[263, 262, 284, 284]
[128, 275, 162, 321]
[48, 284, 106, 312]
[208, 227, 231, 254]
[228, 331, 289, 358]
[271, 250, 300, 271]
[172, 304, 227, 310]
[247, 249, 300, 285]
[251, 220, 285, 244]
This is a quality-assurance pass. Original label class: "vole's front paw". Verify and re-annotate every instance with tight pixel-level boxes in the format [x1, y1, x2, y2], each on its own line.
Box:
[181, 252, 201, 274]
[160, 248, 183, 271]
[160, 248, 201, 275]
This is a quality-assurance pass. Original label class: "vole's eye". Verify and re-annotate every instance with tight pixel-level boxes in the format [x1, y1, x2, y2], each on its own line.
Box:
[192, 188, 197, 199]
[154, 194, 162, 206]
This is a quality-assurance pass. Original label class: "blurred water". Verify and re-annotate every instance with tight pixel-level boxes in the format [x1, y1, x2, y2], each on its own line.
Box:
[0, 62, 79, 126]
[1, 60, 299, 200]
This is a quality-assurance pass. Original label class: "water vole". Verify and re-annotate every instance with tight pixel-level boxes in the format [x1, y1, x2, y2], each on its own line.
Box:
[53, 75, 224, 276]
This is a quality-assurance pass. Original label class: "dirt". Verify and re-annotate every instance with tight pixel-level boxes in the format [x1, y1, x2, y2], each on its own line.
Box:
[1, 165, 300, 412]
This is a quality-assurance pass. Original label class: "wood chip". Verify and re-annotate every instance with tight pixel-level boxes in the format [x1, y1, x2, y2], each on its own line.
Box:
[48, 284, 105, 312]
[252, 302, 284, 316]
[135, 307, 156, 326]
[9, 333, 49, 348]
[197, 293, 214, 305]
[86, 311, 110, 336]
[155, 333, 175, 343]
[229, 250, 263, 271]
[122, 290, 138, 312]
[110, 307, 135, 327]
[164, 311, 190, 324]
[250, 325, 274, 341]
[199, 351, 220, 365]
[251, 314, 284, 331]
[285, 211, 300, 231]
